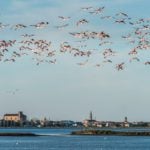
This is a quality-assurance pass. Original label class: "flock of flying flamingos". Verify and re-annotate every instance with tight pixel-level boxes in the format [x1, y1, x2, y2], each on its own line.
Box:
[0, 6, 150, 71]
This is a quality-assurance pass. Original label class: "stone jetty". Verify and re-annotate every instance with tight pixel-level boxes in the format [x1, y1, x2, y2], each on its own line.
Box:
[71, 130, 150, 136]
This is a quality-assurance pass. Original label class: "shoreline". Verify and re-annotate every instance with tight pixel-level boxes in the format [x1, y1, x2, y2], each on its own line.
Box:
[0, 133, 41, 136]
[71, 130, 150, 136]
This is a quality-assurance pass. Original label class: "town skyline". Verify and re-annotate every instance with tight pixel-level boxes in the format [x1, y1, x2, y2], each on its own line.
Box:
[0, 111, 150, 128]
[0, 110, 150, 123]
[0, 0, 150, 121]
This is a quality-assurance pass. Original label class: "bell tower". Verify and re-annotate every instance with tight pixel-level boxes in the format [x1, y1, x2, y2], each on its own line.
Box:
[89, 111, 93, 121]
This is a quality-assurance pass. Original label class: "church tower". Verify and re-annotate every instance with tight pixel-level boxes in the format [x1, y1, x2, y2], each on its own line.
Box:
[89, 111, 93, 121]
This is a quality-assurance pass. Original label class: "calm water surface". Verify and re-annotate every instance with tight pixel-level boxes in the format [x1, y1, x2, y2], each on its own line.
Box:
[0, 128, 150, 150]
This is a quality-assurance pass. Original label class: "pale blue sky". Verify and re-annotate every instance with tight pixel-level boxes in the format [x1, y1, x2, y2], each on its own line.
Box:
[0, 0, 150, 121]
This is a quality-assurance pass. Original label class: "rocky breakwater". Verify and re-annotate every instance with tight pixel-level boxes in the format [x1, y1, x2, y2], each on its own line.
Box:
[71, 130, 150, 136]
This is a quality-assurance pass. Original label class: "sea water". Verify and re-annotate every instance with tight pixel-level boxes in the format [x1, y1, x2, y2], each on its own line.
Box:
[0, 128, 150, 150]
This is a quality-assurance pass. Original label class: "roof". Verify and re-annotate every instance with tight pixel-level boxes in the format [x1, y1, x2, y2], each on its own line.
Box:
[4, 114, 19, 117]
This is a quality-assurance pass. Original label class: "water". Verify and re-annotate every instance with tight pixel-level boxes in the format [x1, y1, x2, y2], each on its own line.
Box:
[0, 128, 150, 149]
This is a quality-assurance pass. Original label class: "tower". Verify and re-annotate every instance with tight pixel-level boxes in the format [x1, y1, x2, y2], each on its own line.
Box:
[124, 116, 128, 123]
[89, 111, 93, 121]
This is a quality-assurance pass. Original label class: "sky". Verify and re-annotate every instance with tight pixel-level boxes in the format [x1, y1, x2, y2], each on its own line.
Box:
[0, 0, 150, 122]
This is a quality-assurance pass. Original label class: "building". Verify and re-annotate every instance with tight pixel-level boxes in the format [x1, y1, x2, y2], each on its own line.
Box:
[83, 111, 99, 127]
[123, 116, 130, 127]
[3, 111, 27, 123]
